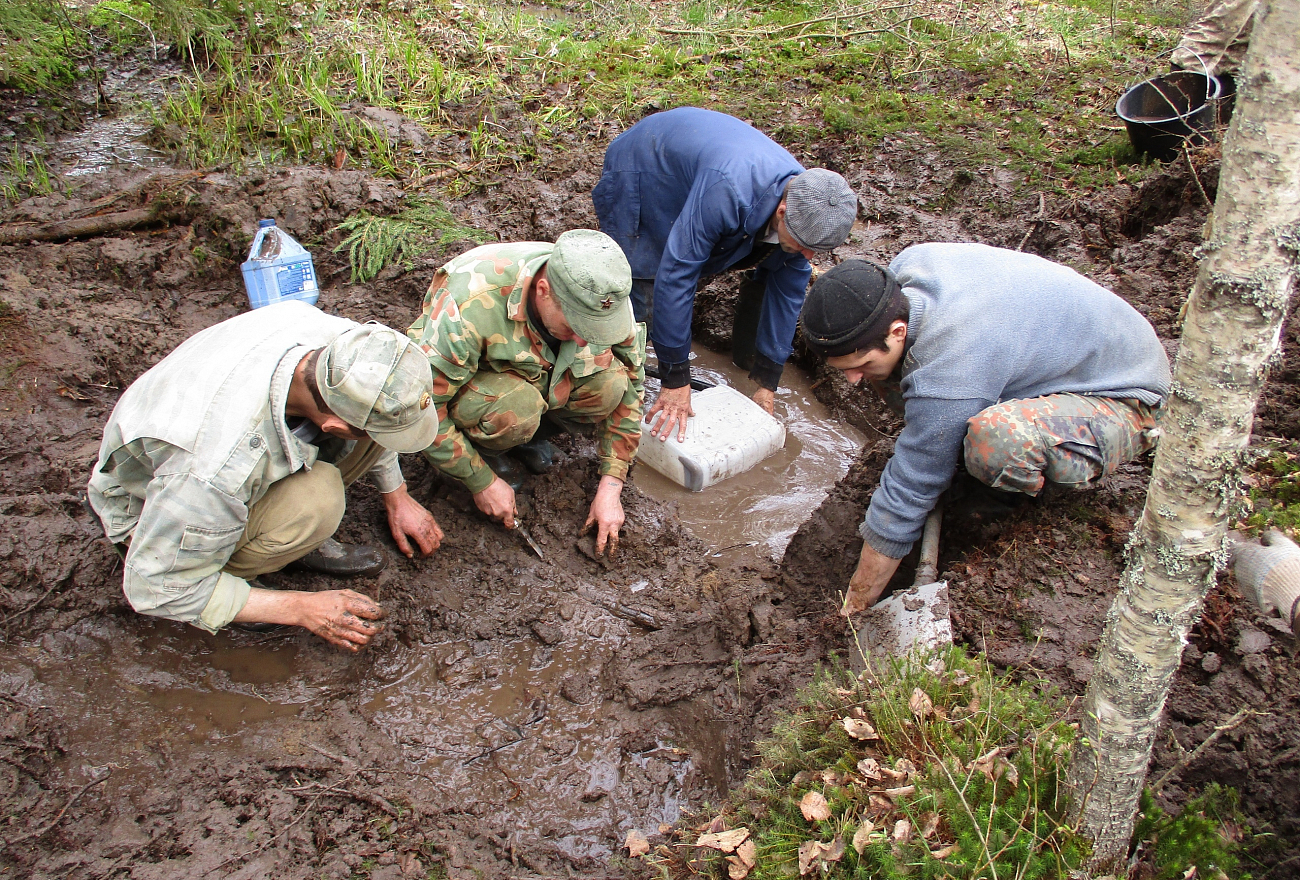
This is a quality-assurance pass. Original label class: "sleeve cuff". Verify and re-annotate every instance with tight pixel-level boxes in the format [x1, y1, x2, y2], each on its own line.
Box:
[369, 451, 405, 494]
[749, 353, 785, 391]
[198, 572, 253, 633]
[464, 463, 497, 494]
[659, 360, 692, 389]
[859, 520, 912, 559]
[599, 457, 631, 482]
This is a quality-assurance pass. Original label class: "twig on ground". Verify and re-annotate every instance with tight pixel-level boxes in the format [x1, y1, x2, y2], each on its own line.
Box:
[1150, 707, 1260, 794]
[1017, 194, 1047, 252]
[2, 767, 112, 848]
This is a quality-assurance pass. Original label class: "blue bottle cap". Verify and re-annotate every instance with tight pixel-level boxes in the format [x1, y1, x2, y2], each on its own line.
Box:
[258, 218, 277, 227]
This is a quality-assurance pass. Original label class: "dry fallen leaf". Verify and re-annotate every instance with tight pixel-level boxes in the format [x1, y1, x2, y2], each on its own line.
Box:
[1000, 759, 1020, 788]
[800, 791, 832, 822]
[734, 839, 757, 868]
[895, 758, 918, 778]
[931, 844, 957, 859]
[883, 784, 916, 800]
[868, 794, 894, 814]
[842, 717, 879, 740]
[950, 670, 971, 686]
[918, 812, 941, 839]
[820, 769, 848, 786]
[851, 821, 876, 854]
[971, 747, 1002, 781]
[797, 837, 845, 876]
[696, 828, 750, 853]
[709, 815, 729, 834]
[909, 688, 934, 719]
[893, 818, 913, 844]
[625, 829, 651, 858]
[856, 757, 882, 780]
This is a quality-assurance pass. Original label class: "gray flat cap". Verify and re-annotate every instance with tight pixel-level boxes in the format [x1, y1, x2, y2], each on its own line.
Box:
[785, 169, 857, 251]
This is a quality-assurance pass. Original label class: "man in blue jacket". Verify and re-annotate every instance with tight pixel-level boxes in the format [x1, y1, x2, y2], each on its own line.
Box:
[798, 244, 1171, 615]
[593, 107, 857, 440]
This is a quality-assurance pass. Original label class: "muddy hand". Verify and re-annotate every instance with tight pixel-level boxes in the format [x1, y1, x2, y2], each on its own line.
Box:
[301, 589, 386, 651]
[646, 384, 693, 442]
[473, 475, 517, 530]
[841, 542, 904, 617]
[582, 476, 625, 557]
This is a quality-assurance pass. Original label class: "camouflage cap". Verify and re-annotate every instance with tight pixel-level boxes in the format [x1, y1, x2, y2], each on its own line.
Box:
[317, 324, 439, 453]
[545, 229, 635, 347]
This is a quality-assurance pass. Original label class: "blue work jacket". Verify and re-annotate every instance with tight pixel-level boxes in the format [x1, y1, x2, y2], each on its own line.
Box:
[592, 107, 810, 371]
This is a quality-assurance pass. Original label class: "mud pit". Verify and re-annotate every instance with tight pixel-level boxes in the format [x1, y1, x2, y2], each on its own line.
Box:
[2, 107, 1299, 878]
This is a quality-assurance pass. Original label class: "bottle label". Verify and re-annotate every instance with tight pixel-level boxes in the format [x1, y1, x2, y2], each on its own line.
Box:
[275, 259, 317, 296]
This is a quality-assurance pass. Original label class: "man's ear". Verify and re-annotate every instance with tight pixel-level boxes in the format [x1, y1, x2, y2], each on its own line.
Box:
[889, 320, 908, 342]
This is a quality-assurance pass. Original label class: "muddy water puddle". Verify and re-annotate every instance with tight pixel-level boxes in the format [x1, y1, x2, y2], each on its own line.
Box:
[0, 618, 307, 778]
[362, 602, 702, 857]
[635, 348, 866, 561]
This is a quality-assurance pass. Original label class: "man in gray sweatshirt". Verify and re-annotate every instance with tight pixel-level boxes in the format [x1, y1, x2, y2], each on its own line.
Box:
[798, 243, 1172, 615]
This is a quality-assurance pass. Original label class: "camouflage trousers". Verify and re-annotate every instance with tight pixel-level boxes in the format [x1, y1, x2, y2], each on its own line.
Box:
[448, 369, 630, 451]
[962, 394, 1159, 496]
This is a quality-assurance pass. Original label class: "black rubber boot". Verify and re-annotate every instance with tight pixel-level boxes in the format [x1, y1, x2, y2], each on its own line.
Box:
[480, 451, 527, 491]
[288, 537, 387, 577]
[511, 435, 556, 474]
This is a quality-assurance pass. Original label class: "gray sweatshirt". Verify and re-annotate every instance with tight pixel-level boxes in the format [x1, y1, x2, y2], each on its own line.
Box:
[862, 243, 1171, 557]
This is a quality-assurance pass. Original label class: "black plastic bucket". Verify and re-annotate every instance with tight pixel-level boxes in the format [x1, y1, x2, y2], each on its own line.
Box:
[1115, 70, 1222, 162]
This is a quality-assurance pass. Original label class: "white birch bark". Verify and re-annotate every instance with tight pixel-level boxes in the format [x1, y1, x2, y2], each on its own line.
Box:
[1068, 0, 1300, 868]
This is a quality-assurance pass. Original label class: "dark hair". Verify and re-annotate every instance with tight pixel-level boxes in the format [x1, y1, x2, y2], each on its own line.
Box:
[857, 290, 909, 354]
[303, 348, 329, 413]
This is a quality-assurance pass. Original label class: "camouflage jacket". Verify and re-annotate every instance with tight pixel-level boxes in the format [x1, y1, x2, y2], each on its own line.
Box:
[407, 242, 646, 493]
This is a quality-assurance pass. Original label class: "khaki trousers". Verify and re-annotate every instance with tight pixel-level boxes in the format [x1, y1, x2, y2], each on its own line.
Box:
[223, 439, 386, 579]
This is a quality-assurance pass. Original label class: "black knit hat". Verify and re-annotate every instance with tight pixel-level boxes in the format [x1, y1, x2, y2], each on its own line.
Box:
[799, 260, 902, 358]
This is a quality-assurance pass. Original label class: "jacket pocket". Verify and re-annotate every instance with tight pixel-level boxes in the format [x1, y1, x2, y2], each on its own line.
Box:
[165, 524, 245, 591]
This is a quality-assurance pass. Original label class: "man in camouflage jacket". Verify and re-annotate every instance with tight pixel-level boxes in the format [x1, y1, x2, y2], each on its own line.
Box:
[407, 230, 645, 555]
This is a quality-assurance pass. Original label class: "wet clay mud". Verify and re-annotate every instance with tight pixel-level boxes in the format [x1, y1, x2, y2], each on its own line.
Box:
[1, 90, 1299, 878]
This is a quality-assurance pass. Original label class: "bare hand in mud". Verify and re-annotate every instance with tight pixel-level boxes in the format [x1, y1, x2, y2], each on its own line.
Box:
[841, 542, 904, 617]
[474, 476, 517, 529]
[381, 483, 444, 557]
[752, 387, 776, 415]
[298, 589, 386, 651]
[646, 384, 693, 442]
[235, 586, 385, 651]
[581, 475, 625, 556]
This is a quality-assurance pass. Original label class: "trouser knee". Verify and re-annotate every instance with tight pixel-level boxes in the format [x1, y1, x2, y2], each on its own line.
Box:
[448, 371, 545, 452]
[225, 462, 345, 578]
[560, 367, 629, 425]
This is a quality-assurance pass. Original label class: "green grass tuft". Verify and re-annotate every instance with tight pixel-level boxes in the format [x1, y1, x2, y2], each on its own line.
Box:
[0, 0, 86, 91]
[332, 197, 490, 283]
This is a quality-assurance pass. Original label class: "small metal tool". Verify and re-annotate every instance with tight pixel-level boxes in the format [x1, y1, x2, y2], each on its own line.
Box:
[513, 519, 544, 559]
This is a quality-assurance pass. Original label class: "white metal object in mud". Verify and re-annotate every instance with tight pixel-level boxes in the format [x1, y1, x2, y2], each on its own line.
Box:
[854, 508, 953, 663]
[636, 384, 786, 491]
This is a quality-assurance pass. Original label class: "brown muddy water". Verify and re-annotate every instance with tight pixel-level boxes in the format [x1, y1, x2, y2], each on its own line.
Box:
[634, 347, 866, 562]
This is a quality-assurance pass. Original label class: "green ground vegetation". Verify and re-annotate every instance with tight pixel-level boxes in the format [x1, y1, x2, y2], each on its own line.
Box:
[660, 647, 1087, 879]
[332, 196, 491, 282]
[2, 0, 1202, 203]
[1134, 784, 1250, 879]
[1239, 440, 1300, 537]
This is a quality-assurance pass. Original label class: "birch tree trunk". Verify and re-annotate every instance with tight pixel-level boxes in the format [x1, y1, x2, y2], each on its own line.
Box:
[1067, 0, 1300, 868]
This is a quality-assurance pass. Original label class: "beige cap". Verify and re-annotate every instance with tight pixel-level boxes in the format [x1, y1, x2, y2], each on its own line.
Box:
[317, 324, 438, 453]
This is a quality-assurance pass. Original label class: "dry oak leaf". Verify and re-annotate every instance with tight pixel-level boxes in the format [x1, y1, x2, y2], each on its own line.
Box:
[842, 717, 879, 740]
[625, 829, 651, 858]
[851, 820, 877, 855]
[798, 836, 845, 876]
[799, 791, 832, 822]
[696, 828, 750, 853]
[909, 688, 934, 719]
[725, 839, 758, 879]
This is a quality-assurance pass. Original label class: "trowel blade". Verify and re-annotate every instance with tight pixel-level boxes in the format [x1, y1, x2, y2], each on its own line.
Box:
[514, 522, 544, 559]
[853, 579, 953, 666]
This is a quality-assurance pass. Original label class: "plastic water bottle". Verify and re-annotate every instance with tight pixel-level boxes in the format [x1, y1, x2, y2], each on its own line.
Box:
[240, 219, 319, 309]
